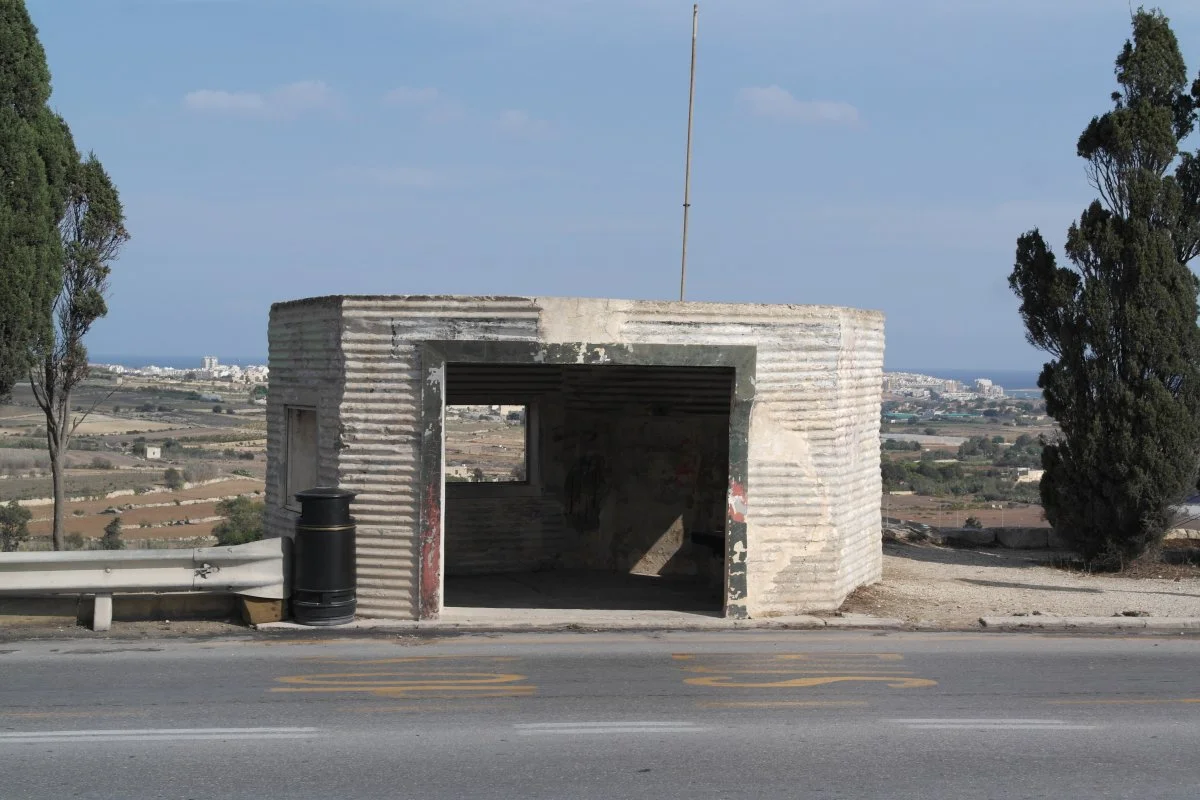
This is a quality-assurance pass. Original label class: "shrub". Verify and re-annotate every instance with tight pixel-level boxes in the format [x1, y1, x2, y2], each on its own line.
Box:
[0, 501, 32, 552]
[100, 517, 125, 550]
[64, 532, 85, 550]
[212, 497, 265, 546]
[182, 462, 218, 484]
[164, 468, 184, 490]
[964, 516, 983, 529]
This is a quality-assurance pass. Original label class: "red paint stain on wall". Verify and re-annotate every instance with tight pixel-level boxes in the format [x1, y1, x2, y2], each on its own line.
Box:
[419, 482, 441, 618]
[728, 480, 748, 523]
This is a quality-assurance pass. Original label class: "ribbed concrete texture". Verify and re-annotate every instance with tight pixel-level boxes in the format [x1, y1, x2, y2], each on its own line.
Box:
[267, 296, 885, 620]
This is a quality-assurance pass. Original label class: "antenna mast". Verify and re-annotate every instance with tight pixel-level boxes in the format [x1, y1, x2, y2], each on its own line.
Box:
[679, 3, 698, 302]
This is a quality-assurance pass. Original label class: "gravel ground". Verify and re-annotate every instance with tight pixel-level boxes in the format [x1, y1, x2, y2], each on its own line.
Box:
[842, 541, 1200, 626]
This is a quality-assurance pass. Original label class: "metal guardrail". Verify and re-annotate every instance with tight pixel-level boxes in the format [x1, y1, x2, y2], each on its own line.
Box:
[0, 538, 287, 631]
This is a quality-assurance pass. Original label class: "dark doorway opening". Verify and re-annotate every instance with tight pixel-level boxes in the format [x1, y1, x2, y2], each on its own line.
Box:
[417, 343, 754, 619]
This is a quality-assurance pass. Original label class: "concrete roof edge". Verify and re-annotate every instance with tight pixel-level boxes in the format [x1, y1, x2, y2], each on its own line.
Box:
[270, 295, 345, 312]
[271, 293, 883, 318]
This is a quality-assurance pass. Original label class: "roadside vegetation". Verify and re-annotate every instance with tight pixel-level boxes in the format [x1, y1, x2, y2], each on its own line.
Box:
[1010, 9, 1200, 567]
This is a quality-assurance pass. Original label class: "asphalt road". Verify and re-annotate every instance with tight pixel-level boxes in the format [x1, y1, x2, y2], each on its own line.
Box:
[2, 630, 1199, 799]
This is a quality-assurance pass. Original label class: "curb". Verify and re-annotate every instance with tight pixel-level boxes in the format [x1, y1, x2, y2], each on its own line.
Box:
[254, 615, 909, 634]
[979, 616, 1200, 632]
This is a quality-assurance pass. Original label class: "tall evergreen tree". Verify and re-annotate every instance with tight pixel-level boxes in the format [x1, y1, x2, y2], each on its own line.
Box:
[0, 0, 76, 399]
[31, 154, 128, 550]
[1010, 8, 1200, 565]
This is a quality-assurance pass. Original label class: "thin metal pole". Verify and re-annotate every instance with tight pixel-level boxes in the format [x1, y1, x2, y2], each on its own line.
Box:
[679, 3, 698, 302]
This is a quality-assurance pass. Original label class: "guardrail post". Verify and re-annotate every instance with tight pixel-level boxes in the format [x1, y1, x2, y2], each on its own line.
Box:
[93, 594, 113, 632]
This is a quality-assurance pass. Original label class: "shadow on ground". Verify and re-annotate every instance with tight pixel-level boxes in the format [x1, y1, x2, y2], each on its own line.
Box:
[445, 570, 723, 615]
[882, 541, 1053, 569]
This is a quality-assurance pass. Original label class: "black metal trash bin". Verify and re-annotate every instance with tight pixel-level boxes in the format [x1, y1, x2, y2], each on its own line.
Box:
[292, 487, 357, 626]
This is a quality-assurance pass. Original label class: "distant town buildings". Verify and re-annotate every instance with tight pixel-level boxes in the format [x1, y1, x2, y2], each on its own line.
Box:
[90, 356, 269, 384]
[973, 378, 1005, 398]
[883, 372, 1005, 400]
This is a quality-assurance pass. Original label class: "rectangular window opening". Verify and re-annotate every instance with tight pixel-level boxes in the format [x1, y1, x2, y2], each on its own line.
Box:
[285, 406, 318, 509]
[445, 404, 530, 484]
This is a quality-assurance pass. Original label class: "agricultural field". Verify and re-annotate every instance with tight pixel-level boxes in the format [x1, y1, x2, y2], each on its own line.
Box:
[1, 375, 266, 549]
[882, 493, 1048, 529]
[25, 478, 265, 542]
[445, 405, 527, 482]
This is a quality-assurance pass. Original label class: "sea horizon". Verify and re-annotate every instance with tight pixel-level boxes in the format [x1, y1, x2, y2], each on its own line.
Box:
[889, 368, 1042, 390]
[89, 355, 1040, 389]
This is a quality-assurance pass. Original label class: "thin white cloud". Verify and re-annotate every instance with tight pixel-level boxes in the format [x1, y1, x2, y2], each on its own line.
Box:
[738, 86, 860, 126]
[495, 109, 553, 139]
[183, 81, 338, 119]
[380, 88, 550, 137]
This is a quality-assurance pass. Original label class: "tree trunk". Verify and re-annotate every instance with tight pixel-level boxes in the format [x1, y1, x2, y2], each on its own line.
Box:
[50, 448, 65, 551]
[47, 389, 70, 552]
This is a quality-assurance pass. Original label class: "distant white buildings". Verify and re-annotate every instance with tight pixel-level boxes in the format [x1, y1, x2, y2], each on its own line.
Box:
[144, 445, 162, 460]
[973, 378, 1005, 398]
[883, 372, 1006, 400]
[90, 357, 269, 384]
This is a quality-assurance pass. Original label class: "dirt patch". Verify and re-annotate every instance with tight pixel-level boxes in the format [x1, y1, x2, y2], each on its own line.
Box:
[0, 620, 253, 641]
[70, 415, 181, 435]
[883, 494, 1048, 528]
[841, 541, 1200, 626]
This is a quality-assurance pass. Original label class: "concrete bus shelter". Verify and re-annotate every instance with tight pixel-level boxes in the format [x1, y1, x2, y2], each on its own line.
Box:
[266, 295, 885, 621]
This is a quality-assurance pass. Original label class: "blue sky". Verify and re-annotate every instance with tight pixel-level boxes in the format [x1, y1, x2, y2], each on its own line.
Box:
[26, 0, 1200, 369]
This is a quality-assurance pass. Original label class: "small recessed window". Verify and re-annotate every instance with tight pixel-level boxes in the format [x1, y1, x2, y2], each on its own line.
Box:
[445, 404, 529, 483]
[285, 406, 318, 508]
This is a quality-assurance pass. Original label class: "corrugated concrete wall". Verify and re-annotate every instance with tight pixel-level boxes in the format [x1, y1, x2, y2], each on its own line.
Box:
[265, 298, 344, 542]
[266, 295, 884, 620]
[444, 496, 568, 575]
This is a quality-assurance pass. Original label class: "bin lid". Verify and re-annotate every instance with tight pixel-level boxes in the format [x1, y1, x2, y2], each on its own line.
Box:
[295, 487, 357, 502]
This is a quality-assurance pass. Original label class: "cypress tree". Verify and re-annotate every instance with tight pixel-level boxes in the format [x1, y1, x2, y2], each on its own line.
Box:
[1010, 8, 1200, 566]
[0, 0, 77, 399]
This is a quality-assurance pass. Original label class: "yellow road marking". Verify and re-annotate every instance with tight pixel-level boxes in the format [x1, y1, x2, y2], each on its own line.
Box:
[275, 671, 527, 686]
[685, 675, 937, 689]
[272, 685, 536, 696]
[697, 700, 870, 709]
[271, 670, 535, 698]
[679, 666, 915, 675]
